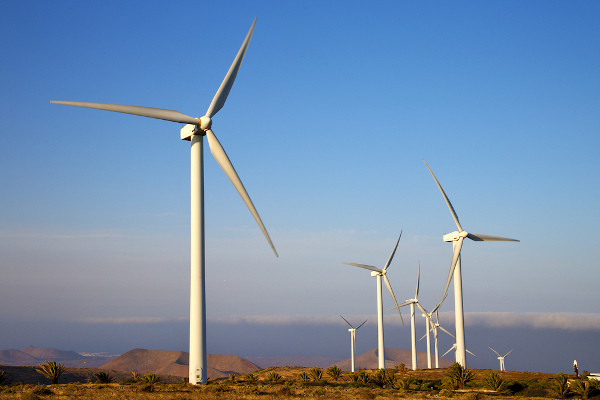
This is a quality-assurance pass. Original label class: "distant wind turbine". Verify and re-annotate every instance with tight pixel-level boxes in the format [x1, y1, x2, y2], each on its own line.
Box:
[489, 347, 513, 371]
[341, 316, 367, 372]
[423, 159, 518, 367]
[51, 19, 278, 385]
[419, 298, 454, 368]
[341, 232, 404, 369]
[442, 343, 476, 358]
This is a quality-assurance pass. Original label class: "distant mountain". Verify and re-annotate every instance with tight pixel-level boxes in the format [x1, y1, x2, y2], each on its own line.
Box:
[0, 347, 116, 368]
[100, 349, 260, 380]
[246, 355, 344, 369]
[330, 347, 455, 371]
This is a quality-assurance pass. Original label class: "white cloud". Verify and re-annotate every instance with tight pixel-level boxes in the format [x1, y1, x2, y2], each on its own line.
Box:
[79, 317, 186, 324]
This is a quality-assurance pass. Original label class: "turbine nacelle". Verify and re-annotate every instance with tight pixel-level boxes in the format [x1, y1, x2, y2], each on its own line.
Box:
[443, 230, 468, 242]
[180, 116, 212, 140]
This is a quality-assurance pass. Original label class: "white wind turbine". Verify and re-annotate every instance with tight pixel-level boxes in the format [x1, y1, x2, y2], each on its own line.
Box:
[341, 316, 368, 372]
[419, 299, 454, 368]
[51, 19, 277, 385]
[393, 264, 426, 370]
[422, 159, 518, 367]
[442, 343, 476, 358]
[341, 232, 404, 369]
[489, 347, 512, 371]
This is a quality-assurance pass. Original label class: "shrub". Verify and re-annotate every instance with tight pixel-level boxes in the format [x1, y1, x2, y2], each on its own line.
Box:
[396, 363, 406, 372]
[371, 369, 387, 388]
[0, 371, 7, 385]
[326, 365, 342, 381]
[445, 362, 474, 390]
[244, 373, 257, 383]
[267, 371, 283, 383]
[35, 360, 67, 384]
[355, 370, 371, 386]
[309, 367, 323, 382]
[571, 378, 593, 399]
[548, 373, 570, 398]
[298, 372, 310, 383]
[31, 386, 53, 395]
[95, 371, 114, 384]
[395, 378, 410, 390]
[143, 373, 160, 384]
[228, 373, 236, 382]
[482, 372, 505, 391]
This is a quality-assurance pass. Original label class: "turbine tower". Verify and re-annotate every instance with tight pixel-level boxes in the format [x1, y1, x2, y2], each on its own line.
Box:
[422, 159, 518, 367]
[420, 299, 454, 368]
[341, 232, 404, 369]
[51, 19, 278, 385]
[394, 264, 424, 370]
[341, 316, 367, 372]
[489, 347, 512, 371]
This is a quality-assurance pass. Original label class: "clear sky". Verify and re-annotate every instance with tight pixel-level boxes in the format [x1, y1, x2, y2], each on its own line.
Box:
[1, 1, 599, 373]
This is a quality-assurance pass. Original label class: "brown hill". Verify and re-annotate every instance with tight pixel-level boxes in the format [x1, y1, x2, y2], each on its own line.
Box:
[100, 349, 260, 380]
[331, 347, 455, 371]
[20, 346, 84, 361]
[246, 355, 345, 369]
[0, 350, 39, 365]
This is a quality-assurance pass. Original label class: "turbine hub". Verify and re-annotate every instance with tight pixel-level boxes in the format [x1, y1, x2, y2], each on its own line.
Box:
[443, 230, 468, 242]
[199, 116, 212, 131]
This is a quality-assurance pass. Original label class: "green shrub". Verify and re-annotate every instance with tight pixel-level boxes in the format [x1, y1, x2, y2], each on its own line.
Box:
[244, 373, 257, 383]
[445, 362, 474, 390]
[326, 365, 342, 381]
[266, 371, 283, 383]
[31, 386, 53, 395]
[309, 367, 323, 382]
[95, 371, 114, 384]
[482, 372, 505, 391]
[571, 378, 593, 399]
[548, 373, 570, 398]
[395, 378, 410, 390]
[143, 373, 160, 384]
[298, 372, 310, 383]
[35, 360, 67, 384]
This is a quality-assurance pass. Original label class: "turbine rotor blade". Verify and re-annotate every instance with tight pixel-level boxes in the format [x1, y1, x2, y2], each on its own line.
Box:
[415, 262, 420, 299]
[340, 262, 382, 273]
[383, 275, 404, 324]
[467, 349, 476, 357]
[340, 315, 354, 329]
[356, 319, 368, 330]
[422, 159, 462, 232]
[50, 101, 200, 125]
[205, 128, 278, 257]
[205, 18, 256, 119]
[467, 233, 520, 242]
[415, 302, 429, 316]
[504, 350, 513, 357]
[441, 236, 464, 302]
[489, 347, 501, 357]
[438, 325, 455, 338]
[441, 345, 455, 358]
[383, 231, 402, 271]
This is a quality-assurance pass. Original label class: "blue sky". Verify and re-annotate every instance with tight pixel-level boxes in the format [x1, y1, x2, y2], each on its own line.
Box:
[1, 1, 599, 373]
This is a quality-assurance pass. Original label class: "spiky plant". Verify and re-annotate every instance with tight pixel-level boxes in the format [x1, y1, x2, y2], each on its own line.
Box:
[0, 370, 7, 385]
[228, 373, 236, 382]
[298, 372, 310, 383]
[355, 370, 371, 385]
[326, 365, 342, 381]
[309, 367, 323, 382]
[267, 371, 283, 383]
[371, 369, 388, 388]
[482, 372, 505, 391]
[36, 360, 67, 384]
[571, 378, 593, 399]
[548, 373, 570, 398]
[395, 378, 410, 390]
[143, 373, 160, 384]
[95, 371, 114, 384]
[445, 362, 474, 389]
[244, 373, 257, 383]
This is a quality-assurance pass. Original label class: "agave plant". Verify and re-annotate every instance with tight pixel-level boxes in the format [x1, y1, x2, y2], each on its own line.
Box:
[267, 371, 283, 383]
[244, 373, 257, 383]
[548, 373, 570, 398]
[395, 378, 410, 390]
[445, 362, 474, 390]
[326, 365, 342, 381]
[482, 372, 505, 391]
[143, 373, 161, 384]
[298, 372, 310, 383]
[571, 378, 593, 399]
[355, 370, 371, 385]
[35, 360, 67, 384]
[95, 371, 114, 384]
[309, 367, 323, 382]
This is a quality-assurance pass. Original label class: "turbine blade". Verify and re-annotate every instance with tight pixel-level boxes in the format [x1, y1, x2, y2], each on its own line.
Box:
[205, 18, 256, 119]
[50, 101, 200, 125]
[340, 315, 354, 329]
[415, 263, 420, 299]
[438, 325, 455, 338]
[467, 349, 476, 357]
[415, 302, 429, 316]
[422, 159, 462, 232]
[441, 236, 464, 302]
[504, 350, 513, 357]
[441, 345, 455, 358]
[383, 275, 404, 325]
[340, 262, 382, 273]
[387, 299, 412, 310]
[205, 128, 278, 257]
[467, 233, 519, 242]
[383, 231, 402, 271]
[356, 319, 368, 330]
[419, 332, 428, 341]
[489, 347, 501, 357]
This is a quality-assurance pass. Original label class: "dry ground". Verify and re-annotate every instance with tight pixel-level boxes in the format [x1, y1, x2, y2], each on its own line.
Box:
[0, 365, 597, 400]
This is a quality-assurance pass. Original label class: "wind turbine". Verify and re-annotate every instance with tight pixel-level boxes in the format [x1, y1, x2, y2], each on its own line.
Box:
[341, 232, 404, 369]
[442, 343, 476, 358]
[393, 264, 426, 370]
[489, 347, 512, 371]
[51, 19, 278, 385]
[420, 299, 454, 368]
[422, 159, 518, 367]
[341, 316, 367, 372]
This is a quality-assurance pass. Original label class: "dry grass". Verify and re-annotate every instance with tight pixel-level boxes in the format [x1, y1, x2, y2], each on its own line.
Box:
[0, 366, 596, 400]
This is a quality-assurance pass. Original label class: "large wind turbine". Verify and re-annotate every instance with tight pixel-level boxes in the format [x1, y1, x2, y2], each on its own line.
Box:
[51, 19, 277, 385]
[422, 159, 518, 367]
[341, 232, 404, 369]
[489, 347, 512, 371]
[341, 316, 367, 372]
